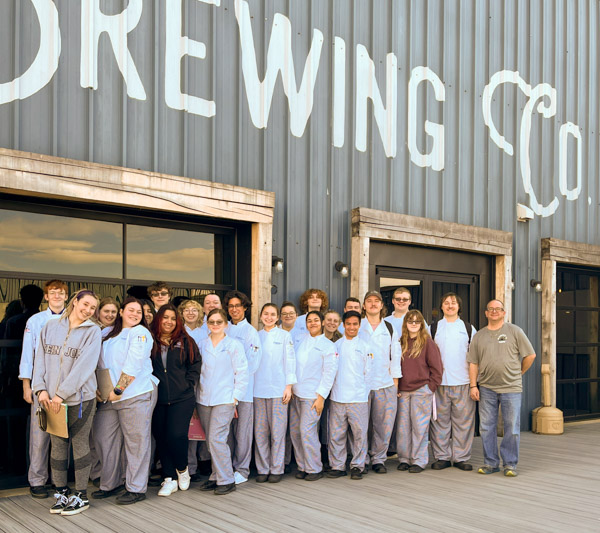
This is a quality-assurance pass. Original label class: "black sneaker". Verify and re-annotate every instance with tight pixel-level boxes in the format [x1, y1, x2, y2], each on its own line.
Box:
[267, 474, 282, 483]
[255, 474, 269, 483]
[214, 483, 236, 495]
[326, 469, 347, 478]
[397, 462, 410, 471]
[30, 485, 49, 499]
[305, 472, 323, 481]
[190, 472, 204, 482]
[116, 491, 146, 505]
[431, 460, 451, 470]
[60, 491, 89, 515]
[199, 480, 217, 491]
[295, 471, 307, 479]
[49, 487, 70, 514]
[371, 464, 387, 474]
[350, 467, 363, 480]
[92, 485, 125, 499]
[408, 465, 424, 473]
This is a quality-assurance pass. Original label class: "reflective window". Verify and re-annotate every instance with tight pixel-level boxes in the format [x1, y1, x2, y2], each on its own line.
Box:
[0, 210, 122, 278]
[126, 225, 215, 284]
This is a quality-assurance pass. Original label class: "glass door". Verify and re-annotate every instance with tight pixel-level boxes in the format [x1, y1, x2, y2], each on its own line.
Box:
[377, 267, 479, 327]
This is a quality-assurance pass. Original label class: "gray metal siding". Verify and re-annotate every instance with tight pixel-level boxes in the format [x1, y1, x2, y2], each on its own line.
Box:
[2, 0, 600, 419]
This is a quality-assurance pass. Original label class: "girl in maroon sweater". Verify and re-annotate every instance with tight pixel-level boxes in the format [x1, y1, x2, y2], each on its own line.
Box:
[394, 310, 443, 473]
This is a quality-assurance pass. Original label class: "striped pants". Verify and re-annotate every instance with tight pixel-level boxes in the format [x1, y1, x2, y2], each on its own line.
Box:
[368, 386, 397, 465]
[253, 397, 288, 475]
[328, 401, 369, 471]
[289, 397, 322, 474]
[94, 390, 156, 494]
[430, 384, 476, 463]
[199, 403, 236, 486]
[396, 384, 434, 468]
[230, 401, 253, 479]
[28, 396, 51, 486]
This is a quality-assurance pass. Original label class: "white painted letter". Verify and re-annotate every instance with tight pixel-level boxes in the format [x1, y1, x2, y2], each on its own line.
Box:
[234, 0, 324, 137]
[164, 0, 216, 117]
[0, 0, 61, 104]
[407, 66, 445, 170]
[559, 122, 582, 201]
[80, 0, 146, 100]
[355, 45, 397, 158]
[332, 37, 346, 148]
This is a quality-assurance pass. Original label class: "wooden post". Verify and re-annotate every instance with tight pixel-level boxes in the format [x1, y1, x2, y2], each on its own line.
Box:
[251, 222, 272, 328]
[541, 258, 557, 406]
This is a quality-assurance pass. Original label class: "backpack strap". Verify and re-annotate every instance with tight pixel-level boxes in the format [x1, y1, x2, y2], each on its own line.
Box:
[384, 320, 394, 338]
[430, 320, 438, 340]
[463, 321, 474, 344]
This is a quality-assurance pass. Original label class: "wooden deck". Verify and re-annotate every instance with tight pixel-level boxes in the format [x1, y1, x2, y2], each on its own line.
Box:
[0, 421, 599, 533]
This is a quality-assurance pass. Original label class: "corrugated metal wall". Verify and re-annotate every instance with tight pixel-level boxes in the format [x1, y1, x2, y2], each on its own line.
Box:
[2, 0, 600, 417]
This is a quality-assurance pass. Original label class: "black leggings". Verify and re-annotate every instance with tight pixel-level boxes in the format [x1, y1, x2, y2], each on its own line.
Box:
[152, 397, 195, 479]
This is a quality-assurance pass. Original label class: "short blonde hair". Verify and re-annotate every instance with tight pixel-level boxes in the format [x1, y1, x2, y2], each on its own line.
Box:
[178, 299, 204, 319]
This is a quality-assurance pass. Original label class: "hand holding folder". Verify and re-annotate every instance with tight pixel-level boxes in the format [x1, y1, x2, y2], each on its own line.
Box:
[44, 403, 69, 438]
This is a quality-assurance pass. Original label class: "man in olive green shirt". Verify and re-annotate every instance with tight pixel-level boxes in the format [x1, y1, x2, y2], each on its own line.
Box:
[467, 299, 536, 477]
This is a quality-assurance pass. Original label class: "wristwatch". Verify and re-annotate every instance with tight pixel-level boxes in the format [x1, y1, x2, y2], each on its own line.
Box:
[113, 387, 124, 396]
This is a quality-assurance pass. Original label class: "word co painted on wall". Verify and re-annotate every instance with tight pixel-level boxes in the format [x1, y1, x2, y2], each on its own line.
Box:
[0, 0, 586, 217]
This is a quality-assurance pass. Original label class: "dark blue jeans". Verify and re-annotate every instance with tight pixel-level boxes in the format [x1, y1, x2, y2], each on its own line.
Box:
[478, 386, 521, 468]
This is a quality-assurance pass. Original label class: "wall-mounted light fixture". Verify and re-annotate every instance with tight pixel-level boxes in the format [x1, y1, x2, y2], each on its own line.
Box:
[271, 284, 278, 295]
[272, 256, 284, 273]
[335, 261, 349, 278]
[530, 279, 542, 293]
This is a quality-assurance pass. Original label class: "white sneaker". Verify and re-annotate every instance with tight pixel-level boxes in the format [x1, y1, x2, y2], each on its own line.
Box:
[177, 468, 191, 491]
[158, 478, 178, 496]
[234, 472, 248, 485]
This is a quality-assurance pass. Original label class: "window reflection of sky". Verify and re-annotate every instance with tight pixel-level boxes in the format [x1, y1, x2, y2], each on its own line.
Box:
[127, 225, 214, 283]
[0, 211, 122, 277]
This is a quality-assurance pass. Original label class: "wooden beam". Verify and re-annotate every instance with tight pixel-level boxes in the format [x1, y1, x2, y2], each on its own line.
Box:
[542, 237, 600, 266]
[251, 222, 272, 328]
[541, 258, 557, 406]
[352, 207, 512, 256]
[0, 148, 275, 224]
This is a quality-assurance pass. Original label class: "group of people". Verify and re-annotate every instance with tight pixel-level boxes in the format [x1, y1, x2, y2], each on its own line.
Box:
[11, 280, 536, 517]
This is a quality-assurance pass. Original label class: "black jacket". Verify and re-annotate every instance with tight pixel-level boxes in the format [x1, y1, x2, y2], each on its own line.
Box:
[152, 335, 201, 405]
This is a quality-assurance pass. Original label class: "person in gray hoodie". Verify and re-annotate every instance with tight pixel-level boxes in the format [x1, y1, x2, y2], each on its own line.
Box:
[33, 289, 102, 516]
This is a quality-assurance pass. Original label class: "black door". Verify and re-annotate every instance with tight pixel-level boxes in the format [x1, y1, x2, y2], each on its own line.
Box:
[556, 266, 600, 420]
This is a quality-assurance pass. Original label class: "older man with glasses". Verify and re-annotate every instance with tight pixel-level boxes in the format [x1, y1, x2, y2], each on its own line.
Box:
[467, 299, 536, 477]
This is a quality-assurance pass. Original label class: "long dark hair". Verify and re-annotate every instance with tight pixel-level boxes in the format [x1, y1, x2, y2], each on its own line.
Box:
[150, 303, 198, 364]
[103, 297, 148, 342]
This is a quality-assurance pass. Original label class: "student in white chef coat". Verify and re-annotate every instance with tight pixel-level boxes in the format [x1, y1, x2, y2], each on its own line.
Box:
[253, 304, 297, 483]
[291, 289, 329, 341]
[290, 311, 338, 481]
[18, 279, 68, 498]
[327, 311, 374, 480]
[359, 291, 403, 474]
[93, 297, 157, 505]
[198, 309, 248, 496]
[223, 290, 261, 485]
[179, 300, 206, 346]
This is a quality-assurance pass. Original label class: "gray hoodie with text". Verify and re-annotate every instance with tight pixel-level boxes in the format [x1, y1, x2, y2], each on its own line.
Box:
[32, 317, 102, 406]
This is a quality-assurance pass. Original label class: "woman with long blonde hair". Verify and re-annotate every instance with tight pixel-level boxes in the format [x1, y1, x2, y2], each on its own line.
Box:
[394, 310, 443, 473]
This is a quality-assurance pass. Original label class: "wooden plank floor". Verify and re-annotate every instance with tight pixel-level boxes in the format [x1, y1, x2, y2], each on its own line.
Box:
[1, 422, 599, 533]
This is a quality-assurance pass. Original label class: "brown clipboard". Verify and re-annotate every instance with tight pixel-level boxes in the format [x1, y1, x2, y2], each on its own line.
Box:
[96, 368, 114, 402]
[44, 403, 69, 438]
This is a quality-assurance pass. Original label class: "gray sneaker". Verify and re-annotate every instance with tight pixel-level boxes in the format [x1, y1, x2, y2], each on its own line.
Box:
[60, 492, 89, 515]
[477, 465, 500, 475]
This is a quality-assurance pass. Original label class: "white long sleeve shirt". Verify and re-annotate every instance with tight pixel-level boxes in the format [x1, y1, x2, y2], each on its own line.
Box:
[186, 325, 208, 348]
[197, 335, 248, 406]
[434, 318, 476, 386]
[226, 318, 262, 403]
[292, 334, 338, 400]
[291, 314, 308, 339]
[358, 319, 402, 391]
[99, 325, 157, 402]
[19, 308, 62, 380]
[331, 336, 373, 403]
[254, 327, 297, 398]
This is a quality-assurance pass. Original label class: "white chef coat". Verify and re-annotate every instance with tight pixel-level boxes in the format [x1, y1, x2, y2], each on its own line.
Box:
[292, 334, 338, 400]
[254, 327, 297, 398]
[226, 318, 262, 403]
[331, 336, 373, 403]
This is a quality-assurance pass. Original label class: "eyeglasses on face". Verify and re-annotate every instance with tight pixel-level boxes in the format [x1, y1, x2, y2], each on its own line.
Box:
[394, 297, 411, 302]
[406, 320, 421, 325]
[207, 319, 225, 326]
[228, 304, 244, 309]
[280, 312, 296, 318]
[486, 307, 504, 313]
[152, 290, 169, 297]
